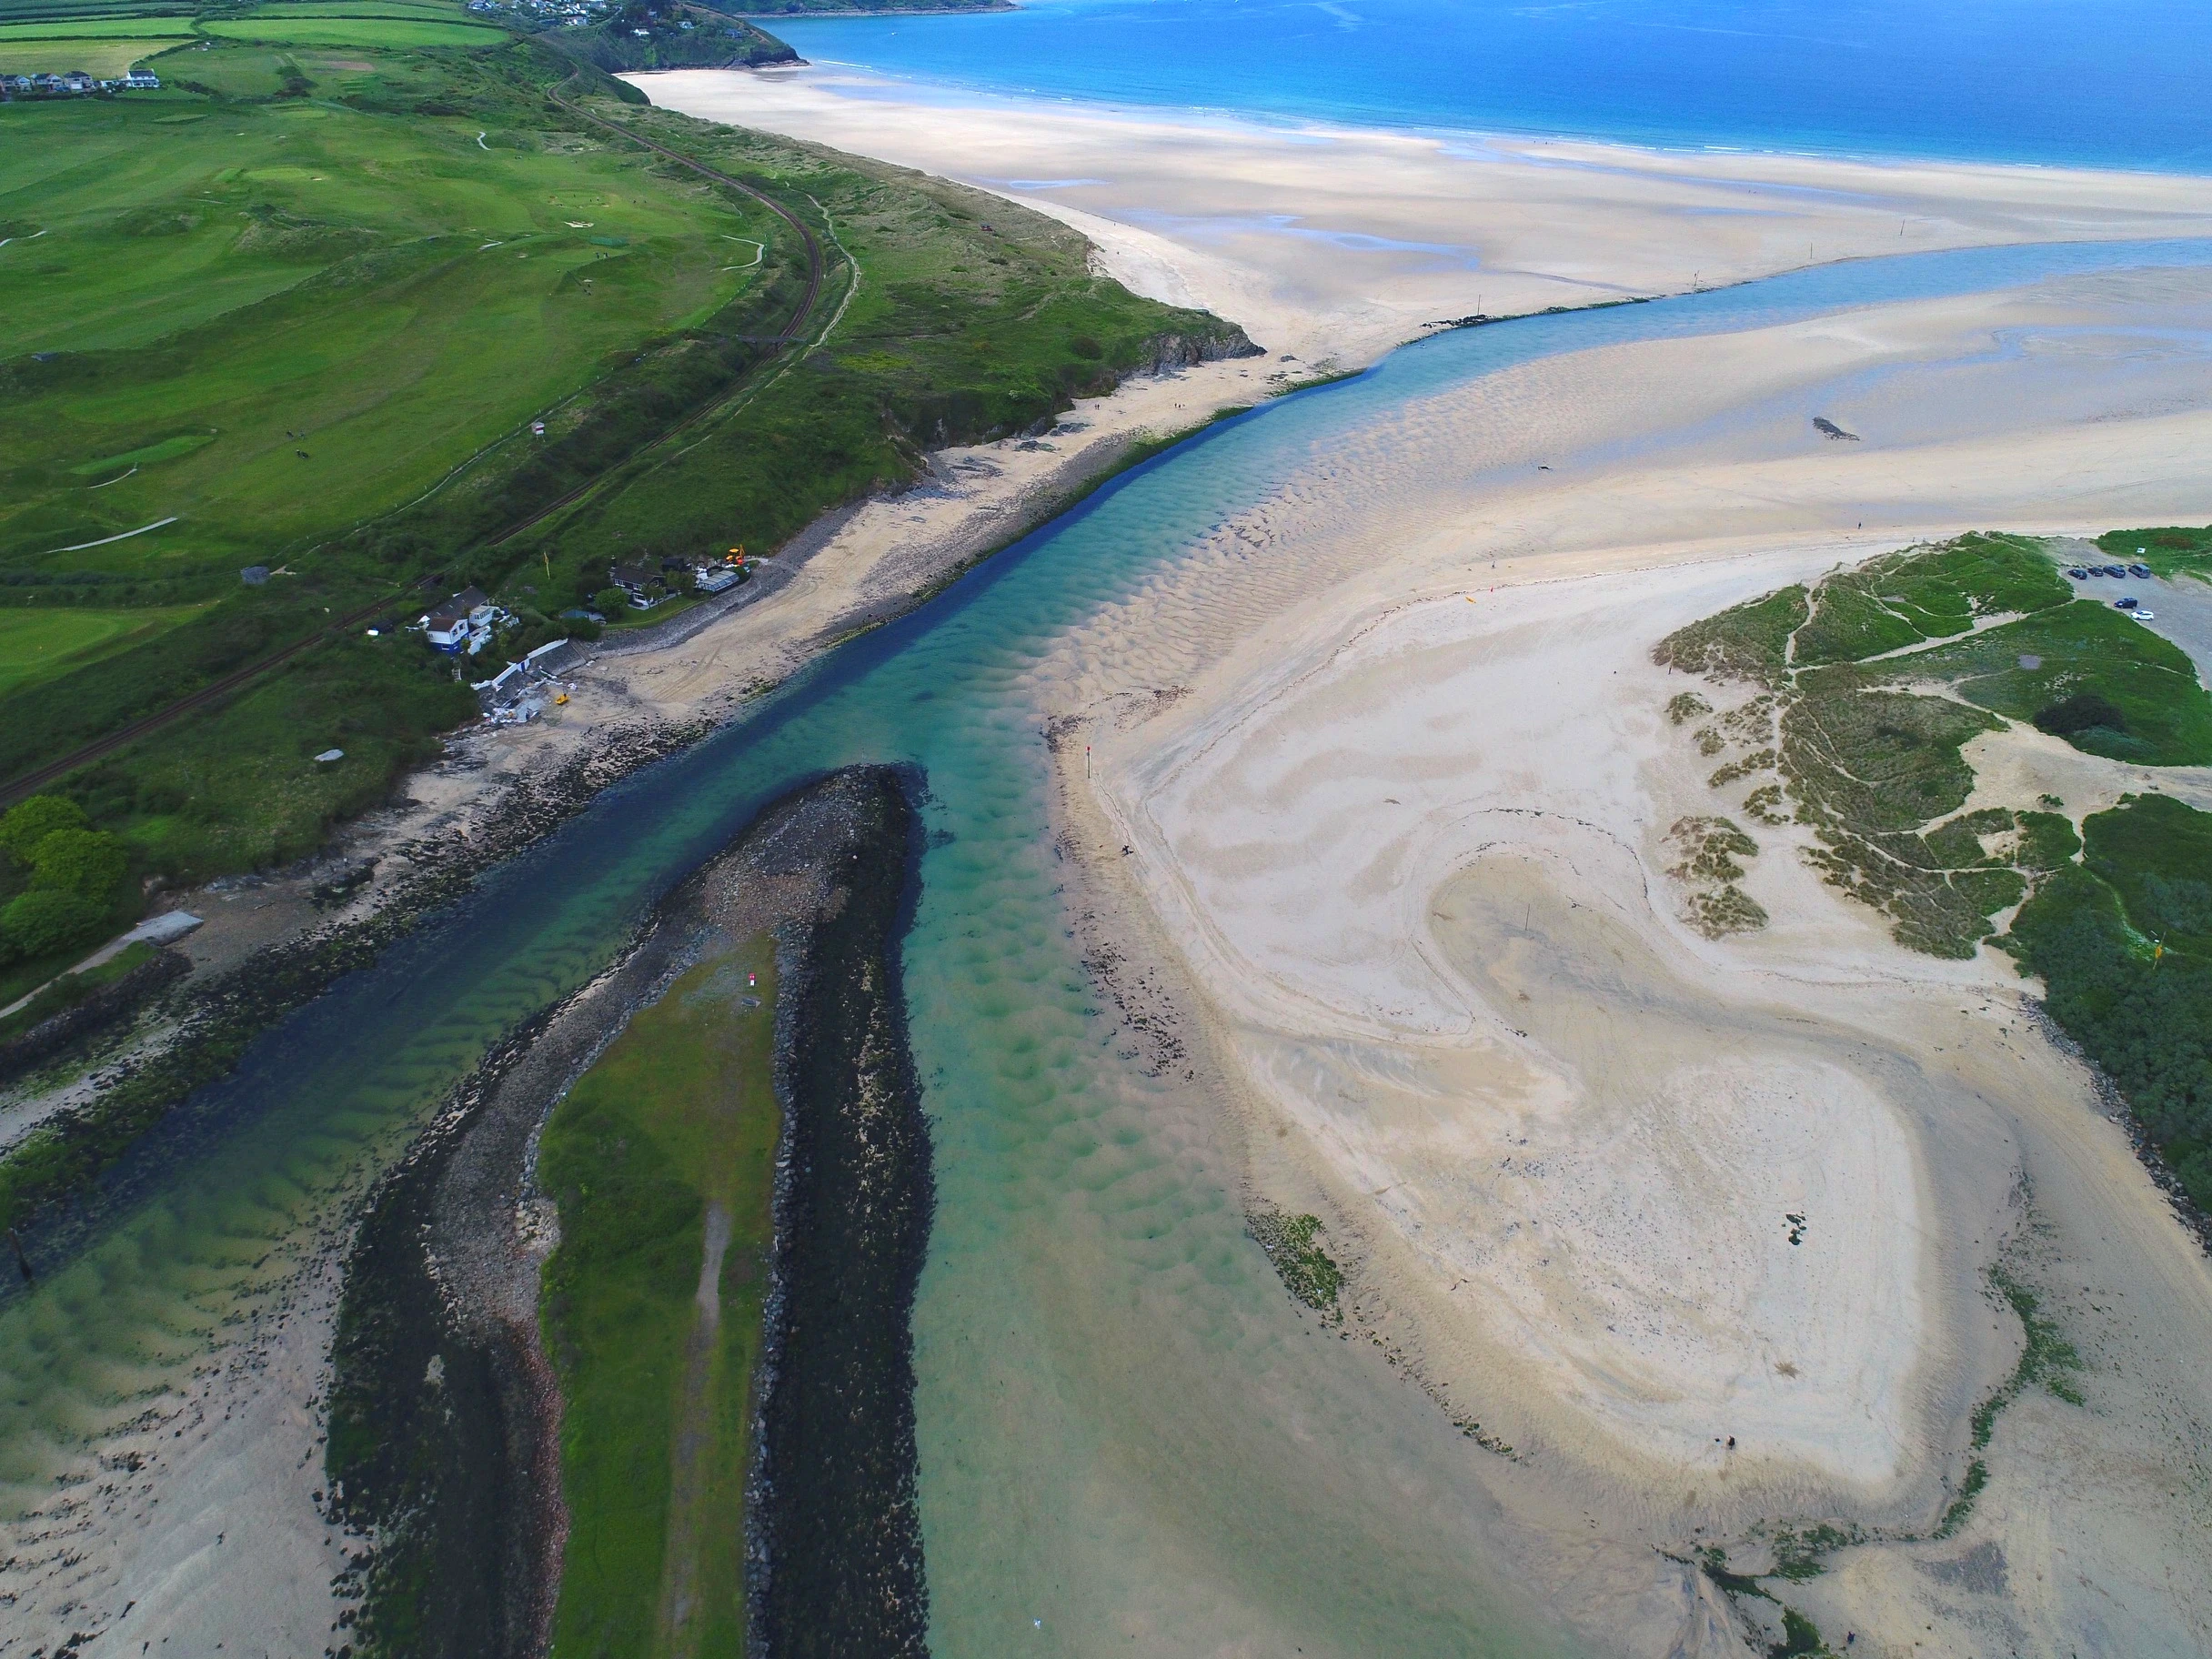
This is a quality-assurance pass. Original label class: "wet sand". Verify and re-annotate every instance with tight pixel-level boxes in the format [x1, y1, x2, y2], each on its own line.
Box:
[1031, 265, 2212, 1651]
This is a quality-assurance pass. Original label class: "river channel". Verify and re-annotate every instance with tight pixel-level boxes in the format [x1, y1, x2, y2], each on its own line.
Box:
[5, 236, 2211, 1655]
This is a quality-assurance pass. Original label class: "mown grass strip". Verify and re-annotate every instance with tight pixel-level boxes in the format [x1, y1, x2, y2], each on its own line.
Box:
[540, 940, 780, 1659]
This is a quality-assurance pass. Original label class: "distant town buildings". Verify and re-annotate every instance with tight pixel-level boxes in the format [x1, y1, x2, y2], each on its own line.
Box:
[465, 0, 616, 28]
[2, 69, 159, 97]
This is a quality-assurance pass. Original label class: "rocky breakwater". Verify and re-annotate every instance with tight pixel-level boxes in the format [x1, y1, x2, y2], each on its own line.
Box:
[322, 763, 932, 1657]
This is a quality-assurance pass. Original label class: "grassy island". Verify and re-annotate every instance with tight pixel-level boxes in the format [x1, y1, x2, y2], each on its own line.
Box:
[1656, 529, 2212, 1212]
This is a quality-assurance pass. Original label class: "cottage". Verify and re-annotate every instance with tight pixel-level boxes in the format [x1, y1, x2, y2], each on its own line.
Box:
[124, 69, 160, 90]
[418, 585, 510, 653]
[61, 70, 94, 94]
[608, 563, 664, 608]
[423, 608, 473, 652]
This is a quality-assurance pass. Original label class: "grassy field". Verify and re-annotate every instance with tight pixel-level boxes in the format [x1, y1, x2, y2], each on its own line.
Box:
[0, 34, 174, 69]
[0, 15, 193, 37]
[508, 96, 1250, 609]
[0, 20, 1243, 891]
[200, 15, 508, 45]
[4, 77, 767, 548]
[0, 603, 207, 696]
[539, 939, 781, 1659]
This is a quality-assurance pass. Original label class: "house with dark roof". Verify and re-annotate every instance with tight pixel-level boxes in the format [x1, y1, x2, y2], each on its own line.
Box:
[608, 563, 666, 608]
[418, 585, 511, 653]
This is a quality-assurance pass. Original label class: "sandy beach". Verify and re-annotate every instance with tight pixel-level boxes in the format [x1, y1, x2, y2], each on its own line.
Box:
[1021, 262, 2212, 1649]
[10, 65, 2212, 1658]
[640, 65, 2212, 365]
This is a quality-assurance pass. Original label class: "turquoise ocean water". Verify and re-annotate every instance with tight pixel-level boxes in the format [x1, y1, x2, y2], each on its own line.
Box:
[774, 0, 2212, 170]
[7, 236, 2212, 1652]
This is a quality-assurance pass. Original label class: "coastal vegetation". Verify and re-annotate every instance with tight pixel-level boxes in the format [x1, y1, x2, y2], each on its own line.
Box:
[2007, 794, 2212, 1211]
[1656, 530, 2212, 1213]
[1655, 532, 2212, 957]
[1935, 1268, 2082, 1538]
[0, 793, 143, 1001]
[538, 939, 780, 1659]
[534, 1, 795, 74]
[2096, 520, 2212, 578]
[1247, 1207, 1344, 1318]
[0, 6, 1248, 891]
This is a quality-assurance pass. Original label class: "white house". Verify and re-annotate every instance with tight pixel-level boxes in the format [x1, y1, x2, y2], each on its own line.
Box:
[420, 586, 510, 653]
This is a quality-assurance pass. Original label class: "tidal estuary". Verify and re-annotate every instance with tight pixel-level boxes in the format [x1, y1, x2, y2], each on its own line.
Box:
[6, 236, 2212, 1655]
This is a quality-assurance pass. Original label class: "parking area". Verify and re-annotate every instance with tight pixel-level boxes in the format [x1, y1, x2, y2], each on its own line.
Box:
[2063, 561, 2212, 688]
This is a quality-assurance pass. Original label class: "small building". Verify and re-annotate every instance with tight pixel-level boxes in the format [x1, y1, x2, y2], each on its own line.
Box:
[608, 563, 665, 608]
[423, 608, 472, 652]
[522, 638, 584, 679]
[472, 660, 529, 713]
[421, 586, 508, 652]
[693, 563, 741, 594]
[123, 69, 160, 90]
[60, 70, 94, 94]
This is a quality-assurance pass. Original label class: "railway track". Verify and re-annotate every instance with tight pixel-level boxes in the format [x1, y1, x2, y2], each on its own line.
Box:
[0, 584, 431, 808]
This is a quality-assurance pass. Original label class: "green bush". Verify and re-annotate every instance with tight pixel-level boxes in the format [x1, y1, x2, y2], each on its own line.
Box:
[2, 889, 105, 960]
[28, 826, 129, 903]
[2035, 691, 2127, 737]
[0, 795, 88, 860]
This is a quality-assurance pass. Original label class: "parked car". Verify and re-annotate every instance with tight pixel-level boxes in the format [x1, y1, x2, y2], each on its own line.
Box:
[2104, 565, 2128, 577]
[2128, 563, 2153, 578]
[2115, 597, 2139, 610]
[2134, 610, 2157, 621]
[2066, 567, 2088, 579]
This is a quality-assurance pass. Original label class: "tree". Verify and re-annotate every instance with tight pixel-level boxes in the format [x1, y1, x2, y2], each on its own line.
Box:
[28, 827, 129, 905]
[1, 889, 104, 960]
[0, 795, 88, 861]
